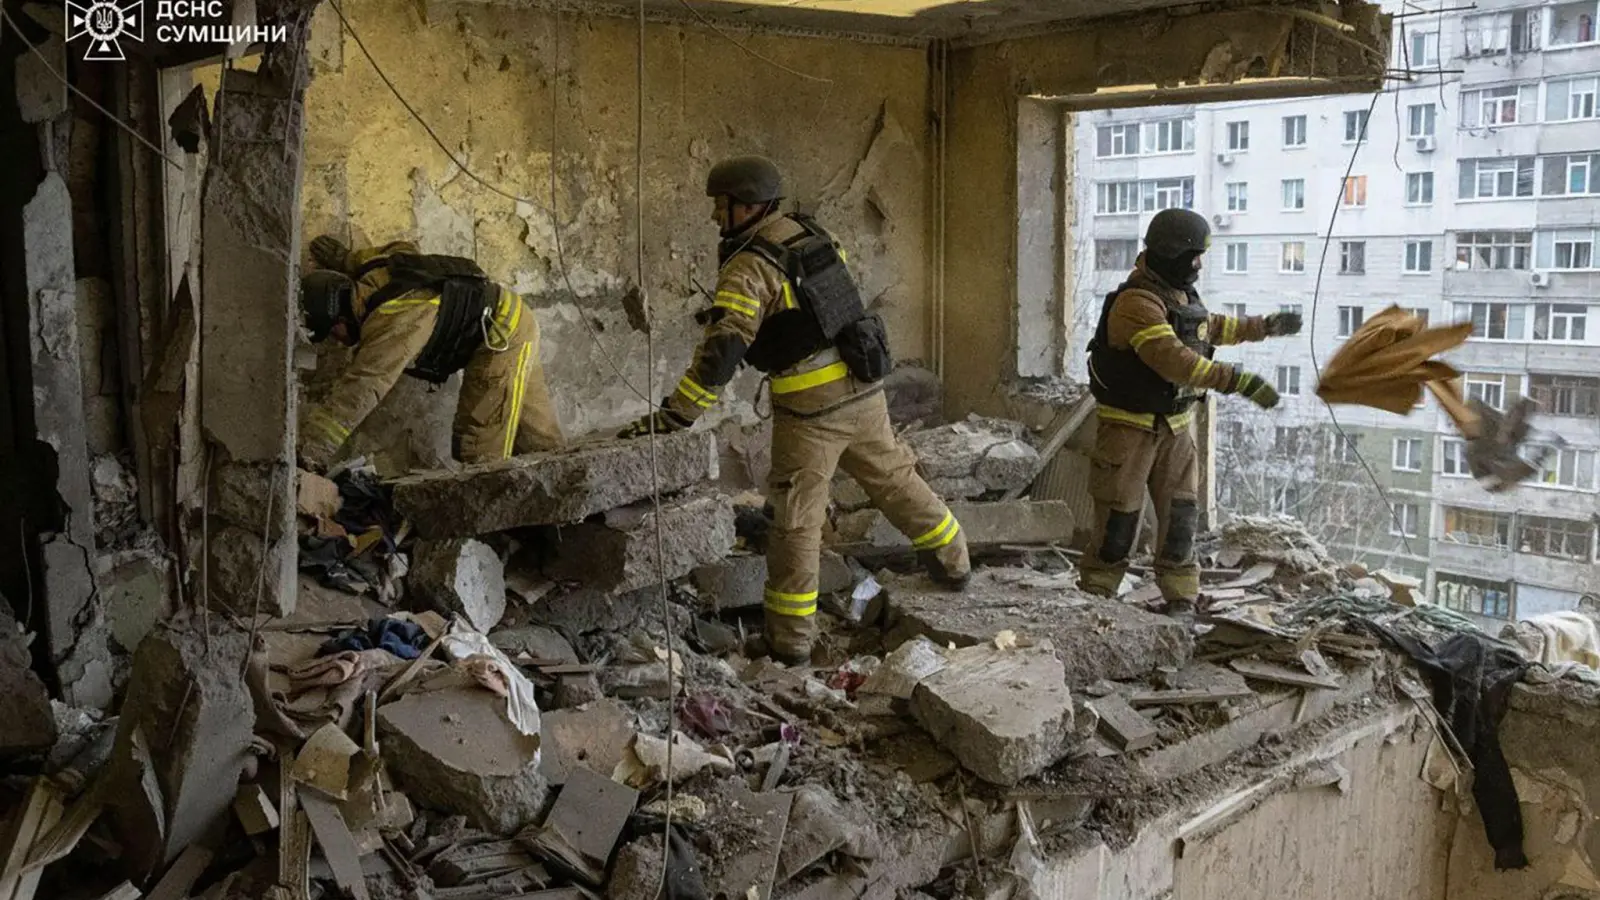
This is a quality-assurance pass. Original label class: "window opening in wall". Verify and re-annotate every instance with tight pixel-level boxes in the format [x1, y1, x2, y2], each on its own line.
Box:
[1275, 426, 1309, 454]
[1443, 507, 1513, 548]
[1142, 178, 1195, 211]
[1547, 77, 1599, 122]
[1273, 483, 1301, 515]
[1537, 446, 1597, 489]
[1519, 515, 1595, 561]
[1096, 122, 1142, 157]
[1464, 11, 1511, 54]
[1143, 117, 1195, 153]
[1279, 303, 1304, 317]
[1223, 302, 1248, 319]
[1460, 85, 1536, 127]
[1455, 231, 1533, 270]
[1441, 438, 1470, 475]
[1338, 305, 1364, 337]
[1390, 502, 1421, 538]
[1283, 115, 1307, 147]
[1341, 175, 1368, 207]
[1540, 229, 1598, 270]
[1408, 103, 1437, 138]
[1331, 432, 1361, 464]
[1461, 301, 1524, 340]
[1528, 374, 1600, 417]
[1275, 365, 1301, 395]
[1405, 307, 1431, 326]
[1436, 573, 1513, 619]
[1550, 0, 1597, 45]
[1406, 172, 1434, 204]
[1225, 243, 1249, 273]
[1393, 436, 1423, 471]
[1281, 241, 1306, 272]
[1405, 240, 1433, 273]
[1226, 181, 1248, 212]
[1344, 109, 1370, 142]
[1541, 154, 1600, 195]
[1282, 178, 1306, 210]
[1465, 373, 1506, 410]
[1339, 241, 1366, 273]
[1532, 303, 1589, 341]
[1094, 239, 1139, 271]
[1410, 29, 1441, 66]
[1226, 121, 1250, 151]
[1460, 157, 1536, 199]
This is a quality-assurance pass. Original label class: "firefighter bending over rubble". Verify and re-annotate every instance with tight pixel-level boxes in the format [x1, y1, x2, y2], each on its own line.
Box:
[617, 155, 970, 664]
[1079, 208, 1300, 616]
[295, 238, 565, 471]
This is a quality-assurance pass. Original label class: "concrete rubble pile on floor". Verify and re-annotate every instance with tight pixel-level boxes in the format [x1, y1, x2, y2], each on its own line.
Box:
[0, 428, 1578, 900]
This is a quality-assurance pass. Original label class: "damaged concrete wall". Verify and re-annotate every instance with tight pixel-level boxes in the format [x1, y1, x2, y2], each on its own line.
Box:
[297, 0, 932, 463]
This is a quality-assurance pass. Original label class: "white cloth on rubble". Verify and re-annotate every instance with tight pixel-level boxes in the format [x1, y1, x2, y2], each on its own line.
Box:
[439, 623, 543, 744]
[1500, 610, 1600, 671]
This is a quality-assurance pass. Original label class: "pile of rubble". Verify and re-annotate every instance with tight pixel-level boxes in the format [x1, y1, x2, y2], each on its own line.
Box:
[0, 428, 1545, 900]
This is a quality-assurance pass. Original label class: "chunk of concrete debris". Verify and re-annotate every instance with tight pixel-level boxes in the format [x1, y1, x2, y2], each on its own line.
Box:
[833, 500, 1073, 551]
[105, 623, 255, 879]
[1217, 515, 1336, 578]
[490, 626, 579, 665]
[705, 780, 792, 900]
[522, 766, 638, 885]
[777, 785, 882, 882]
[544, 493, 735, 593]
[539, 698, 636, 787]
[524, 585, 657, 635]
[692, 553, 767, 611]
[410, 538, 507, 633]
[1087, 694, 1158, 752]
[390, 431, 717, 537]
[0, 607, 57, 758]
[615, 732, 735, 788]
[910, 640, 1074, 786]
[900, 416, 1039, 499]
[377, 679, 548, 834]
[234, 784, 280, 835]
[861, 637, 948, 700]
[554, 673, 604, 708]
[883, 569, 1193, 687]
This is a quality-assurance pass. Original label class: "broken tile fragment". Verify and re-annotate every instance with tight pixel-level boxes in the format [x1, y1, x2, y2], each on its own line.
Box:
[543, 493, 735, 593]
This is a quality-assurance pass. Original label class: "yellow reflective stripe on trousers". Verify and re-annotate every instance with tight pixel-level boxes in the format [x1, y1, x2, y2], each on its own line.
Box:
[771, 360, 848, 395]
[714, 290, 760, 317]
[1096, 405, 1156, 430]
[1128, 323, 1176, 351]
[763, 587, 818, 617]
[503, 342, 532, 459]
[676, 375, 717, 408]
[912, 512, 961, 551]
[1166, 410, 1194, 430]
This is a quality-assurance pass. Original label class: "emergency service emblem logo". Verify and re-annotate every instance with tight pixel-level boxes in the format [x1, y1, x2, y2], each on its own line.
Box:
[1197, 322, 1209, 342]
[65, 0, 144, 62]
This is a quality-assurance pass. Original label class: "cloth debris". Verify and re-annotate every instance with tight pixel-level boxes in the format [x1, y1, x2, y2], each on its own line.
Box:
[440, 625, 543, 740]
[318, 618, 430, 660]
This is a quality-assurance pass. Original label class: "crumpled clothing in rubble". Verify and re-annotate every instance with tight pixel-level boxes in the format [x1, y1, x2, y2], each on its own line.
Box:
[318, 617, 429, 660]
[277, 648, 407, 734]
[297, 464, 408, 594]
[1363, 623, 1530, 870]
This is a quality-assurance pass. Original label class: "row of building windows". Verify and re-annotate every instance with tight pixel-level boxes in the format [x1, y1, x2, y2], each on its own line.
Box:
[1093, 231, 1600, 277]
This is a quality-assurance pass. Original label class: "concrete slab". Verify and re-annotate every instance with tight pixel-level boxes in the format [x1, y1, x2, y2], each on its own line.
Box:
[883, 569, 1193, 687]
[834, 500, 1074, 551]
[378, 680, 548, 834]
[910, 640, 1074, 786]
[538, 698, 636, 787]
[0, 608, 56, 758]
[409, 538, 507, 633]
[692, 553, 767, 611]
[544, 493, 735, 593]
[390, 431, 718, 537]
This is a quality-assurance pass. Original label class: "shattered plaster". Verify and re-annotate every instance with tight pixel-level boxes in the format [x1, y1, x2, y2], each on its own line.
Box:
[299, 0, 931, 451]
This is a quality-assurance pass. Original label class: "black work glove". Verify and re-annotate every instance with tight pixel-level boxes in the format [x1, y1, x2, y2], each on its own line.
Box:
[1229, 371, 1280, 410]
[617, 404, 692, 439]
[1263, 311, 1303, 337]
[310, 235, 351, 272]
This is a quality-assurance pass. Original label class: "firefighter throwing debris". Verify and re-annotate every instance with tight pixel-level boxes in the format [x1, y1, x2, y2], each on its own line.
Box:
[1078, 208, 1300, 616]
[618, 155, 970, 663]
[296, 238, 565, 471]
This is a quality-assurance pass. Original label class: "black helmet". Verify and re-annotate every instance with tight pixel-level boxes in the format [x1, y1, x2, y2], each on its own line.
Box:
[705, 155, 784, 205]
[300, 269, 354, 342]
[1144, 208, 1211, 259]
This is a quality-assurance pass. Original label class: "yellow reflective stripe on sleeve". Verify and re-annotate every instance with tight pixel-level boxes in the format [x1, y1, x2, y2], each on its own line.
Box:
[763, 588, 818, 617]
[1128, 323, 1176, 351]
[1096, 405, 1157, 430]
[912, 512, 961, 551]
[1222, 317, 1238, 345]
[374, 297, 441, 314]
[714, 290, 761, 317]
[675, 375, 718, 408]
[781, 282, 797, 310]
[307, 408, 350, 443]
[1189, 357, 1215, 382]
[770, 361, 849, 395]
[503, 342, 532, 459]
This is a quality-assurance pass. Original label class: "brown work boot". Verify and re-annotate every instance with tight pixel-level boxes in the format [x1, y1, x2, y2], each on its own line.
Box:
[1162, 597, 1197, 622]
[763, 613, 818, 667]
[919, 542, 971, 590]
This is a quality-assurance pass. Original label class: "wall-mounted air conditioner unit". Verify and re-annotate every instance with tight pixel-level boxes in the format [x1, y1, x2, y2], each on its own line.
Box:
[1216, 152, 1234, 165]
[1415, 136, 1436, 152]
[1530, 270, 1551, 287]
[1212, 213, 1233, 229]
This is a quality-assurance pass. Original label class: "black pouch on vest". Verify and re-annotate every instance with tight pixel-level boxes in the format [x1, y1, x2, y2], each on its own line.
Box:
[405, 277, 491, 385]
[836, 314, 892, 383]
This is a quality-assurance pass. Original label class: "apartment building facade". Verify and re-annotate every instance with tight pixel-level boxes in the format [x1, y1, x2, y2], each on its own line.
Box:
[1069, 0, 1600, 623]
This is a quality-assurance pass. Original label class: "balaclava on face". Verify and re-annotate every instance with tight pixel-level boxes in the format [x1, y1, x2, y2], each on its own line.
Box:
[1147, 249, 1202, 289]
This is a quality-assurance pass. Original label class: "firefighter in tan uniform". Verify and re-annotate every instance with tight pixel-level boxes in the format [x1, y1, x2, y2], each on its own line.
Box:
[619, 155, 970, 663]
[1079, 208, 1300, 615]
[296, 238, 564, 471]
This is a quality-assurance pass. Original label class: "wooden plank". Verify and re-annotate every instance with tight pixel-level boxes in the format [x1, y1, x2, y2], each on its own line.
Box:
[145, 845, 213, 900]
[1002, 395, 1094, 501]
[0, 779, 65, 900]
[1125, 687, 1255, 708]
[1229, 658, 1341, 691]
[522, 767, 637, 886]
[20, 791, 101, 874]
[93, 882, 142, 900]
[1087, 695, 1159, 752]
[300, 791, 372, 900]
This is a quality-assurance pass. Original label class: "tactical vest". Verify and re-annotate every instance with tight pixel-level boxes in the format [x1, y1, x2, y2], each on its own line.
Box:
[358, 252, 496, 385]
[1086, 280, 1214, 415]
[738, 214, 891, 383]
